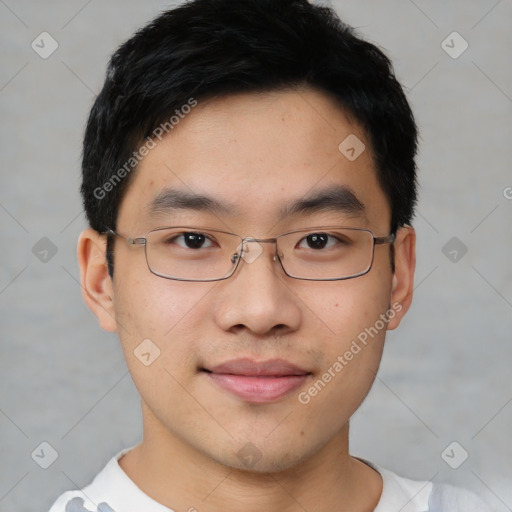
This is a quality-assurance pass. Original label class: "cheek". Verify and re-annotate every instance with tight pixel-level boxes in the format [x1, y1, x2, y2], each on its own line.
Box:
[300, 274, 392, 347]
[113, 277, 218, 371]
[294, 280, 392, 433]
[113, 279, 221, 424]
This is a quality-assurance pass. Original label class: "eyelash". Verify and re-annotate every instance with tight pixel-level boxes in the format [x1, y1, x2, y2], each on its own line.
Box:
[165, 231, 348, 250]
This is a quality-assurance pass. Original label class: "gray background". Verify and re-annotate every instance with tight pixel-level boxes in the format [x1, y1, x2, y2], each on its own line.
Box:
[1, 1, 511, 511]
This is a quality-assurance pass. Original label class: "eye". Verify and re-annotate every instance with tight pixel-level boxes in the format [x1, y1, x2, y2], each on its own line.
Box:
[298, 233, 337, 250]
[296, 231, 355, 251]
[172, 232, 214, 249]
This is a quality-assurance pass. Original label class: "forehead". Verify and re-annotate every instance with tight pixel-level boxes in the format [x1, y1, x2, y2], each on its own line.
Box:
[117, 87, 391, 233]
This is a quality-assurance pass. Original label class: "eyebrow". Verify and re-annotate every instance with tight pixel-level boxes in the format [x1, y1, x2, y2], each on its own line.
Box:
[148, 185, 365, 221]
[149, 188, 237, 216]
[279, 185, 366, 219]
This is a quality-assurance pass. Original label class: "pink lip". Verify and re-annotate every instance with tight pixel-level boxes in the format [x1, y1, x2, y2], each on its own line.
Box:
[202, 358, 311, 403]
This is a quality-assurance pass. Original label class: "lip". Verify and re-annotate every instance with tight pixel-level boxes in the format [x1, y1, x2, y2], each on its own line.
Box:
[202, 358, 311, 403]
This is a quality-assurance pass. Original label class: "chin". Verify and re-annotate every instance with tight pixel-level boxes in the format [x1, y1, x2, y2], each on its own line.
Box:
[210, 437, 317, 475]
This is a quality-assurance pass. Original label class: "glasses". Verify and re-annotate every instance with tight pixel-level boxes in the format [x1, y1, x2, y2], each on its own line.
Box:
[106, 226, 395, 282]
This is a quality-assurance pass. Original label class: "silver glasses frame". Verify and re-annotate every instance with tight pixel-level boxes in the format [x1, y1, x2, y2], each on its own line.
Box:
[106, 226, 396, 282]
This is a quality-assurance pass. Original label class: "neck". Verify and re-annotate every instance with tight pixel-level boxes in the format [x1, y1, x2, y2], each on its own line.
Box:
[119, 404, 382, 512]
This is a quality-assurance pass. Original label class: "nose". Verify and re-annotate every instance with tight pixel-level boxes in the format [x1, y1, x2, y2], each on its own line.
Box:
[213, 239, 302, 336]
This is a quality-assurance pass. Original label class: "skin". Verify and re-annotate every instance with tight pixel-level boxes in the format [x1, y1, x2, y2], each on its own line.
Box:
[78, 87, 416, 512]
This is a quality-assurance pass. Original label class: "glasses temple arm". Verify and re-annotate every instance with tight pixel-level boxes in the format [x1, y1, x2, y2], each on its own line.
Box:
[374, 233, 396, 245]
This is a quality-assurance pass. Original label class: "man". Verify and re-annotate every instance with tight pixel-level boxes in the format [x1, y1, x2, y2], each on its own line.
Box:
[49, 0, 493, 510]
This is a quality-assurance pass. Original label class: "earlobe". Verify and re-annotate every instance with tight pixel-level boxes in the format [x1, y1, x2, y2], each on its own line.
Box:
[77, 229, 118, 332]
[387, 225, 416, 331]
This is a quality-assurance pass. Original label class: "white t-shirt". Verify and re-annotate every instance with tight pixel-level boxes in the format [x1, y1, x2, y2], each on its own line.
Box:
[48, 449, 494, 512]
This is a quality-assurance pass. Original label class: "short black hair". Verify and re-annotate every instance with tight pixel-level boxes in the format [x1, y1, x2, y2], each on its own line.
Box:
[81, 0, 418, 273]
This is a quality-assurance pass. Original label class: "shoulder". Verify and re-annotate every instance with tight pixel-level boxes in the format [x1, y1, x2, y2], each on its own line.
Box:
[359, 458, 495, 512]
[48, 492, 115, 512]
[47, 451, 126, 512]
[428, 482, 496, 511]
[46, 447, 173, 512]
[371, 463, 433, 511]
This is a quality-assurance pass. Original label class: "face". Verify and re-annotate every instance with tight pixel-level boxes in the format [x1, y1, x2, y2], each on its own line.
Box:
[80, 87, 415, 473]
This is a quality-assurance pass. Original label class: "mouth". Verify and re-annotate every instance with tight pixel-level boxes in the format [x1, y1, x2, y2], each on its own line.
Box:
[200, 358, 312, 403]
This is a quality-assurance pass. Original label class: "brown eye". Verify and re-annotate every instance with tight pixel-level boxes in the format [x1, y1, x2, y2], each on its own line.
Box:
[168, 232, 214, 249]
[183, 233, 207, 249]
[305, 233, 329, 249]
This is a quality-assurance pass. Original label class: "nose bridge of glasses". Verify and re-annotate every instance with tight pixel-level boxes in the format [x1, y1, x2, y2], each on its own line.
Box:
[242, 236, 278, 243]
[235, 236, 281, 265]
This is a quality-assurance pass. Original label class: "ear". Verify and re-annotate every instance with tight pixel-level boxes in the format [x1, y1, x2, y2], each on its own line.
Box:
[77, 229, 118, 332]
[387, 225, 416, 330]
